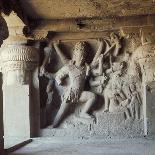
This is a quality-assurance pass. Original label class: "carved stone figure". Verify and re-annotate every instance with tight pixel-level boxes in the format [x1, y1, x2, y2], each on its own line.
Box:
[89, 54, 108, 94]
[128, 83, 142, 119]
[44, 72, 54, 107]
[103, 61, 131, 119]
[40, 46, 53, 76]
[103, 62, 125, 111]
[91, 33, 122, 66]
[53, 41, 96, 127]
[90, 35, 122, 94]
[40, 46, 55, 111]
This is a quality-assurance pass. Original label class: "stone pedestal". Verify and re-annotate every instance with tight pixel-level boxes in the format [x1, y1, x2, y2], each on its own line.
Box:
[144, 81, 155, 135]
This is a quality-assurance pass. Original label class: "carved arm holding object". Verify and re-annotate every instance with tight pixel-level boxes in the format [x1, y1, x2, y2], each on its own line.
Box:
[40, 46, 53, 76]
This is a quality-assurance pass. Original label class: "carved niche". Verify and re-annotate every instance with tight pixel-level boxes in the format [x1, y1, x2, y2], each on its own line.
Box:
[39, 31, 145, 138]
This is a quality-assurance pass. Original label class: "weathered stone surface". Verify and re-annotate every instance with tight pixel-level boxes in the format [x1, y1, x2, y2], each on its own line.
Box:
[30, 16, 155, 39]
[32, 15, 152, 32]
[41, 113, 143, 139]
[144, 81, 155, 135]
[3, 85, 30, 139]
[8, 137, 155, 155]
[19, 0, 155, 19]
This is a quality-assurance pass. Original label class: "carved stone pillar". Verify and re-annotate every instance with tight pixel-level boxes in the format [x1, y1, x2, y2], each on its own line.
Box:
[1, 45, 38, 85]
[132, 28, 155, 136]
[1, 44, 40, 139]
[0, 14, 9, 155]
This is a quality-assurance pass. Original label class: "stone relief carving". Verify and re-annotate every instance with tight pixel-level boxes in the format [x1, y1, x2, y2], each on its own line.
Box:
[40, 46, 55, 114]
[52, 41, 96, 127]
[40, 32, 144, 131]
[128, 83, 142, 119]
[132, 29, 155, 83]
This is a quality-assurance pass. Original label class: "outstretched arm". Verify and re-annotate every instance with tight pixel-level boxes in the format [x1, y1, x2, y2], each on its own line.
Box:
[53, 42, 69, 65]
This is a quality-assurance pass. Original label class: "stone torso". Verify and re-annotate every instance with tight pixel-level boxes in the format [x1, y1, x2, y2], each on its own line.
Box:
[67, 61, 87, 91]
[58, 61, 88, 103]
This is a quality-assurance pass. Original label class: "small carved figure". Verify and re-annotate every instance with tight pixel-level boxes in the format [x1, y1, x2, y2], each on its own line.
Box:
[102, 61, 131, 119]
[90, 35, 122, 94]
[103, 61, 126, 112]
[128, 83, 142, 119]
[53, 41, 96, 127]
[103, 87, 130, 119]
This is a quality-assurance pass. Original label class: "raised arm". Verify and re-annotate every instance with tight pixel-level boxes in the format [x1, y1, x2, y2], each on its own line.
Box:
[40, 46, 52, 76]
[91, 54, 104, 76]
[92, 40, 104, 65]
[53, 42, 69, 65]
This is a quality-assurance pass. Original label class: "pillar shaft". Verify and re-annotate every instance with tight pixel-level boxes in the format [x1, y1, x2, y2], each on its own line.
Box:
[1, 44, 40, 139]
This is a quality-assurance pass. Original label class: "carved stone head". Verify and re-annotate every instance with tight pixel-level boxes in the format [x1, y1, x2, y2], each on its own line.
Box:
[72, 41, 87, 66]
[130, 83, 136, 92]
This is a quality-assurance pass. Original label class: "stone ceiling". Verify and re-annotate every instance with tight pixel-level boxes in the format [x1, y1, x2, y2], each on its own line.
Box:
[19, 0, 155, 20]
[1, 0, 155, 41]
